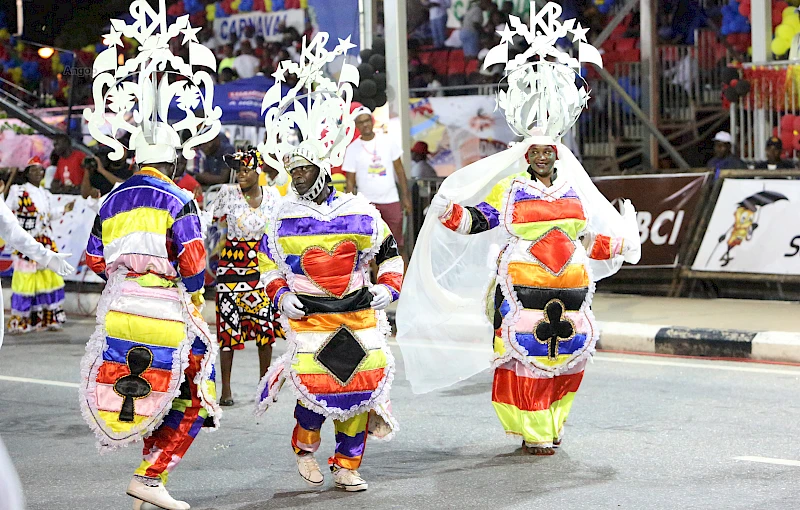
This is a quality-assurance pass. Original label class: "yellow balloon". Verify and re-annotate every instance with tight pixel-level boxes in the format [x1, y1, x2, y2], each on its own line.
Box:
[0, 29, 9, 41]
[776, 23, 795, 40]
[206, 3, 215, 20]
[772, 36, 792, 55]
[783, 7, 800, 25]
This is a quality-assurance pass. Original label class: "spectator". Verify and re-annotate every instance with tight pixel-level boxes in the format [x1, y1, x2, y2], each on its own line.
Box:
[462, 0, 492, 59]
[500, 0, 514, 21]
[410, 65, 443, 96]
[174, 156, 204, 206]
[422, 0, 452, 49]
[189, 132, 236, 187]
[219, 67, 238, 84]
[410, 141, 438, 178]
[753, 137, 796, 170]
[343, 108, 413, 261]
[50, 134, 87, 195]
[218, 44, 235, 74]
[253, 35, 267, 58]
[80, 147, 135, 199]
[707, 131, 746, 178]
[233, 41, 260, 79]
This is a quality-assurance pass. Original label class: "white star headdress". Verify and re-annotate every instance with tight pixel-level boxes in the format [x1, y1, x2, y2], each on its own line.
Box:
[483, 1, 603, 142]
[257, 32, 359, 174]
[83, 0, 222, 163]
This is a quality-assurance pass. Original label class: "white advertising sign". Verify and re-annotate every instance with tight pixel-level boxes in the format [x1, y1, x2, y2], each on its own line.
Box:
[692, 178, 800, 275]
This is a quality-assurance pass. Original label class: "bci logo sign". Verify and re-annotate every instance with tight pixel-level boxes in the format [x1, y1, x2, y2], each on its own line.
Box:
[611, 198, 685, 246]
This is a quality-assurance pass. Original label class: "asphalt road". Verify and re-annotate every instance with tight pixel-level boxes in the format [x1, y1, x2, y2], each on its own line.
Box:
[1, 318, 799, 510]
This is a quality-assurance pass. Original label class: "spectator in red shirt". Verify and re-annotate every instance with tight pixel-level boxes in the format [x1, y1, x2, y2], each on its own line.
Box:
[174, 156, 204, 207]
[50, 134, 87, 195]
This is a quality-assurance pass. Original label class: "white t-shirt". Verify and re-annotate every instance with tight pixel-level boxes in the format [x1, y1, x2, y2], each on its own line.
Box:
[343, 133, 403, 204]
[233, 54, 260, 79]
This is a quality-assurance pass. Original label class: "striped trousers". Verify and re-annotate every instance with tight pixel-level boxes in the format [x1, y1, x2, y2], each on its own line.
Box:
[292, 402, 369, 470]
[134, 338, 212, 485]
[491, 358, 585, 447]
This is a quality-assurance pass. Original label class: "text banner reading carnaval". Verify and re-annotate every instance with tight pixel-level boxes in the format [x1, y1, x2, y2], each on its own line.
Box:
[691, 178, 800, 275]
[594, 173, 709, 268]
[214, 9, 305, 43]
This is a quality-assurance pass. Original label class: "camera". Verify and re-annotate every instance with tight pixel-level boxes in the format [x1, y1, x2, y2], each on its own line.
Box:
[83, 156, 98, 172]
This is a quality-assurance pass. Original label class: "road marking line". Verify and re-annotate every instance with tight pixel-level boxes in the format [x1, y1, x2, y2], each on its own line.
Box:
[387, 341, 800, 375]
[0, 375, 79, 388]
[734, 456, 800, 467]
[594, 355, 800, 375]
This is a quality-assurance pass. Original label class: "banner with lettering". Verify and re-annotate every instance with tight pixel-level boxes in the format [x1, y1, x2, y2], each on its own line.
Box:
[214, 9, 305, 43]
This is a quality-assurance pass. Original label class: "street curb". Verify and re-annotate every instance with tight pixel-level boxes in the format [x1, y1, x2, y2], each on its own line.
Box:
[385, 311, 800, 364]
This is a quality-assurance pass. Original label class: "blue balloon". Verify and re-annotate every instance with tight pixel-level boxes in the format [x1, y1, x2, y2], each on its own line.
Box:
[216, 3, 229, 18]
[21, 61, 40, 82]
[272, 0, 285, 11]
[60, 52, 74, 67]
[240, 0, 254, 12]
[185, 0, 203, 14]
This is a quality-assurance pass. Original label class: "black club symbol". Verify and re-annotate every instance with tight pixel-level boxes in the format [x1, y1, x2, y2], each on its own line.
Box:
[114, 346, 153, 423]
[534, 300, 575, 360]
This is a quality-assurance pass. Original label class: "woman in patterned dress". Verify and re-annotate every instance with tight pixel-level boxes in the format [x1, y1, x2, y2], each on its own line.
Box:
[4, 157, 74, 333]
[211, 148, 282, 406]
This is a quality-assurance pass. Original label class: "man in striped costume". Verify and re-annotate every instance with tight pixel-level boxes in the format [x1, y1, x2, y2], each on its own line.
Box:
[255, 145, 403, 492]
[81, 125, 220, 510]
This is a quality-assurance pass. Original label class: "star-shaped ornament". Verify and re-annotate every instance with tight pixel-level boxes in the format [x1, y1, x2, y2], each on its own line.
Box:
[180, 25, 202, 45]
[272, 64, 287, 83]
[335, 36, 357, 55]
[570, 22, 590, 43]
[104, 29, 124, 48]
[497, 24, 516, 45]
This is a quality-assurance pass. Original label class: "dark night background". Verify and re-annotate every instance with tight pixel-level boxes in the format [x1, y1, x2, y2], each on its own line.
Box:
[5, 0, 172, 48]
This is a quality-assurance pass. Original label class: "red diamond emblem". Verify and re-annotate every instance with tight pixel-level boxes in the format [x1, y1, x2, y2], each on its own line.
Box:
[529, 229, 575, 274]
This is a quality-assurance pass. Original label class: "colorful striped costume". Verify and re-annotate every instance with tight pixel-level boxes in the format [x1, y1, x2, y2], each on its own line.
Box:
[439, 171, 623, 447]
[255, 189, 403, 469]
[4, 183, 67, 333]
[80, 168, 219, 484]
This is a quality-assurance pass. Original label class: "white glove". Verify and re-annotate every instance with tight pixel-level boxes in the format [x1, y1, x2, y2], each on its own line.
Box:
[369, 285, 393, 310]
[44, 252, 75, 276]
[429, 192, 452, 217]
[620, 199, 641, 264]
[280, 292, 305, 319]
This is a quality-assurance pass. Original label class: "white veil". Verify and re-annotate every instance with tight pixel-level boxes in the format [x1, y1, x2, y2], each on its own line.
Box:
[395, 141, 639, 394]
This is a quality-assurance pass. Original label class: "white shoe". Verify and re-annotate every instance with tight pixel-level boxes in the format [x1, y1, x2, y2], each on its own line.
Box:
[133, 499, 166, 510]
[296, 453, 324, 487]
[126, 479, 190, 510]
[333, 467, 368, 492]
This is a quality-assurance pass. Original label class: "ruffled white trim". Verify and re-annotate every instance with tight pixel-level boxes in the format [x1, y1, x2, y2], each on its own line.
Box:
[78, 271, 219, 452]
[492, 178, 598, 378]
[254, 194, 397, 436]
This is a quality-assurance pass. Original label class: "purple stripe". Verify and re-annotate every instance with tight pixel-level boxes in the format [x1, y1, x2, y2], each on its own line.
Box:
[188, 413, 206, 438]
[102, 181, 185, 219]
[171, 215, 203, 247]
[278, 215, 375, 238]
[11, 288, 64, 311]
[562, 187, 579, 199]
[10, 293, 32, 312]
[316, 391, 373, 411]
[514, 186, 580, 202]
[335, 429, 367, 458]
[474, 202, 500, 229]
[86, 235, 104, 257]
[161, 409, 184, 430]
[294, 403, 325, 431]
[273, 287, 289, 308]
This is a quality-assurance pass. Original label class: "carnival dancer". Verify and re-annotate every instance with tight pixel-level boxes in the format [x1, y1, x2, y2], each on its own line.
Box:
[254, 33, 403, 492]
[396, 2, 641, 455]
[211, 148, 283, 406]
[4, 157, 74, 333]
[0, 178, 74, 510]
[79, 2, 223, 508]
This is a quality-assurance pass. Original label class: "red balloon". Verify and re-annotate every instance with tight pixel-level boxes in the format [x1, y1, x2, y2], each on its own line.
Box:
[781, 115, 795, 132]
[793, 137, 800, 151]
[792, 115, 800, 132]
[739, 1, 751, 18]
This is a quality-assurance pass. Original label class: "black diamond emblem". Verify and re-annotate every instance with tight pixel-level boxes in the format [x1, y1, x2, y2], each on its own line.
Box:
[315, 327, 368, 386]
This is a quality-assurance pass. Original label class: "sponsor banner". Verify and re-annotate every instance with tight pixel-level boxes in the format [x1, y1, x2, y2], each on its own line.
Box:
[409, 96, 515, 176]
[214, 9, 305, 43]
[692, 178, 800, 274]
[594, 173, 709, 268]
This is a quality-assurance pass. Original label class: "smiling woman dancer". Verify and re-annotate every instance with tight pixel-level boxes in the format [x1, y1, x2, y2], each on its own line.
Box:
[397, 2, 641, 456]
[212, 147, 283, 407]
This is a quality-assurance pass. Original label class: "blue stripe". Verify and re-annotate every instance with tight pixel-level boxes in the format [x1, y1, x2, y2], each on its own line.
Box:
[499, 298, 510, 317]
[515, 333, 588, 357]
[101, 175, 187, 219]
[182, 271, 205, 293]
[103, 336, 176, 370]
[285, 255, 304, 275]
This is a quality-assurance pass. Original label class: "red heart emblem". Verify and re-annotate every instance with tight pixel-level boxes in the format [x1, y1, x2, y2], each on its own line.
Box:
[300, 241, 358, 298]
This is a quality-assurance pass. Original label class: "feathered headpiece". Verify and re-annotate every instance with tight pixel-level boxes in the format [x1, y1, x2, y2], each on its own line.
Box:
[223, 146, 264, 174]
[483, 1, 603, 143]
[257, 32, 359, 177]
[83, 0, 222, 165]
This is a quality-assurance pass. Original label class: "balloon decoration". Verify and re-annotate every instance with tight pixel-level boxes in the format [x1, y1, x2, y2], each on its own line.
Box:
[772, 6, 800, 56]
[778, 114, 800, 153]
[720, 66, 752, 104]
[352, 38, 388, 111]
[594, 0, 615, 15]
